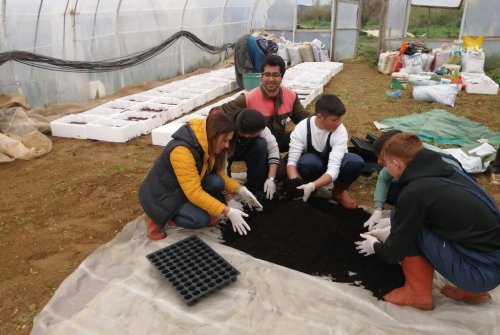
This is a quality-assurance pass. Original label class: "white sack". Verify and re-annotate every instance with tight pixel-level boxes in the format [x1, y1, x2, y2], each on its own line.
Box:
[412, 84, 460, 106]
[420, 53, 434, 72]
[461, 51, 485, 73]
[287, 45, 303, 67]
[402, 53, 423, 74]
[432, 45, 452, 71]
[378, 51, 398, 74]
[277, 43, 289, 63]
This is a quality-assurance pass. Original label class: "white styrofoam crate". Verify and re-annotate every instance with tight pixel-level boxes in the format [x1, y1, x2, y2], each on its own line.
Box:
[172, 90, 206, 108]
[117, 93, 155, 103]
[162, 92, 196, 113]
[86, 118, 141, 143]
[97, 99, 138, 114]
[132, 102, 182, 124]
[150, 83, 183, 94]
[190, 82, 224, 100]
[50, 114, 103, 139]
[151, 96, 182, 106]
[461, 73, 499, 95]
[111, 110, 163, 135]
[81, 107, 122, 117]
[151, 122, 185, 146]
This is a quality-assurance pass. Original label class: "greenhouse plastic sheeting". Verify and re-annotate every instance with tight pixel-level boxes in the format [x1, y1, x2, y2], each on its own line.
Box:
[385, 0, 500, 58]
[0, 0, 277, 107]
[31, 215, 500, 335]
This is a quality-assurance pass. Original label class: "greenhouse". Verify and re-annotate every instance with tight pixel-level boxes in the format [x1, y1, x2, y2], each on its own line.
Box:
[0, 1, 499, 334]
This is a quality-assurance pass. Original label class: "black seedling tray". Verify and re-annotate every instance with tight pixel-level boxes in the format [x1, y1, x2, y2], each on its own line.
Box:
[351, 135, 377, 159]
[146, 235, 240, 306]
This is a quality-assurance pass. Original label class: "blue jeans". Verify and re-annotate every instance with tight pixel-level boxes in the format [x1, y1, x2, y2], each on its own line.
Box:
[408, 227, 500, 292]
[227, 137, 268, 193]
[297, 152, 365, 184]
[172, 173, 225, 229]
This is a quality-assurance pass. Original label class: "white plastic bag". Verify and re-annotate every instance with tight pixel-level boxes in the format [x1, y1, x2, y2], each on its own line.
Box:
[412, 84, 460, 106]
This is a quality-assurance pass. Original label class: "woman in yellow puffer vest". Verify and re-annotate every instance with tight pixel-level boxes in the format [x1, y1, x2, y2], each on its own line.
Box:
[139, 112, 263, 240]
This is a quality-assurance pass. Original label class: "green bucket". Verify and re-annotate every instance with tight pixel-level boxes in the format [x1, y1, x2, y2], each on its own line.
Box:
[243, 73, 262, 91]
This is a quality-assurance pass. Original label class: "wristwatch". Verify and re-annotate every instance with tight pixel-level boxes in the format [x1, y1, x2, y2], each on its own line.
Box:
[267, 176, 275, 181]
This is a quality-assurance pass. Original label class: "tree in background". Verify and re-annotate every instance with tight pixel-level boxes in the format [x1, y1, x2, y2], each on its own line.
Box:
[297, 0, 331, 29]
[360, 0, 381, 27]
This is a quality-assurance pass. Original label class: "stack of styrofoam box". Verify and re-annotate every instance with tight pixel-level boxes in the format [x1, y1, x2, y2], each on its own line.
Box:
[283, 62, 344, 107]
[50, 67, 237, 142]
[460, 73, 499, 95]
[151, 91, 244, 146]
[151, 62, 345, 147]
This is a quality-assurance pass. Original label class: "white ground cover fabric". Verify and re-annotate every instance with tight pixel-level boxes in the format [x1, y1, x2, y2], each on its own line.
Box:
[31, 215, 500, 335]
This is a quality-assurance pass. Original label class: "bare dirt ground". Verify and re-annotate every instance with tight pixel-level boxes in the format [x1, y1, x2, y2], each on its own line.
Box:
[1, 62, 499, 334]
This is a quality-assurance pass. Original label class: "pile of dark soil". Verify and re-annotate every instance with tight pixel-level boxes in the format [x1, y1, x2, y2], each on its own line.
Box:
[222, 183, 404, 299]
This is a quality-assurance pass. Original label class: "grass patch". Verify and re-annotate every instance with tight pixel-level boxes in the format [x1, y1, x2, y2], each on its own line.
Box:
[352, 43, 379, 68]
[485, 66, 500, 84]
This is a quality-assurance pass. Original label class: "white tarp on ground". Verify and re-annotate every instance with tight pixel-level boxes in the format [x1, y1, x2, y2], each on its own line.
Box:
[31, 215, 500, 335]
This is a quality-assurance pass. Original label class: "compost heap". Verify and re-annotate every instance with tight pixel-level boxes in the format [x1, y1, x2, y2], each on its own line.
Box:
[222, 180, 404, 299]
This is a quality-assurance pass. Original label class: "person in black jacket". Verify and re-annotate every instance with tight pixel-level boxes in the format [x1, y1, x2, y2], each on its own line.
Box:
[355, 132, 500, 310]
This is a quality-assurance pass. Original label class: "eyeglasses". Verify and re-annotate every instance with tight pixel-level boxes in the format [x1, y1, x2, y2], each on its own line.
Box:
[262, 72, 282, 78]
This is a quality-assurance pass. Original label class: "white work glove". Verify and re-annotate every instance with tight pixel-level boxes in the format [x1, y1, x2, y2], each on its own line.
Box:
[227, 198, 244, 211]
[238, 186, 264, 211]
[297, 182, 315, 202]
[226, 208, 251, 235]
[263, 178, 276, 200]
[367, 226, 391, 243]
[372, 217, 391, 230]
[363, 209, 383, 231]
[355, 233, 379, 256]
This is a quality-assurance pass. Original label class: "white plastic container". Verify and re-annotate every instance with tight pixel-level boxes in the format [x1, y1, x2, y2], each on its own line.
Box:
[461, 73, 499, 95]
[50, 114, 102, 139]
[111, 110, 163, 135]
[151, 122, 185, 146]
[86, 118, 141, 143]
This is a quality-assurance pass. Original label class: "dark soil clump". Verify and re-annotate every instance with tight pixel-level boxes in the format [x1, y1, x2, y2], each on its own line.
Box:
[222, 194, 404, 299]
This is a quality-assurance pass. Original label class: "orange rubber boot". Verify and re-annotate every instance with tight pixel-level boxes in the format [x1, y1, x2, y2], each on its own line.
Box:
[331, 181, 357, 209]
[383, 256, 435, 310]
[146, 216, 167, 240]
[441, 285, 491, 304]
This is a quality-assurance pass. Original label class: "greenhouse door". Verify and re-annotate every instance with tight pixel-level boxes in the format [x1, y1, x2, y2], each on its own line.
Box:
[332, 0, 360, 60]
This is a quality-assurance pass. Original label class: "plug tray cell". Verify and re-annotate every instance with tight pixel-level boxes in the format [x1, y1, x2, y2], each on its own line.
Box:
[146, 235, 240, 306]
